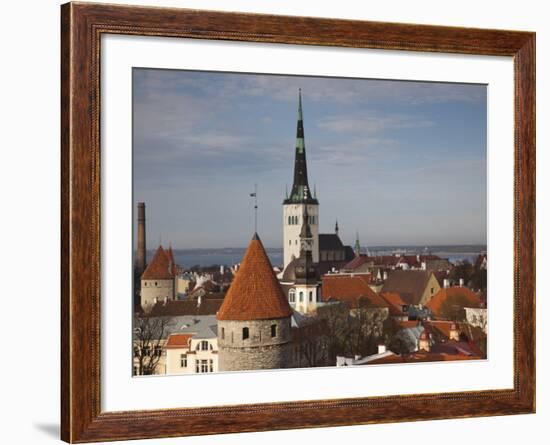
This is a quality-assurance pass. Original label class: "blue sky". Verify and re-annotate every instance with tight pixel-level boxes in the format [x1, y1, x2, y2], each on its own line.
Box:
[133, 68, 487, 249]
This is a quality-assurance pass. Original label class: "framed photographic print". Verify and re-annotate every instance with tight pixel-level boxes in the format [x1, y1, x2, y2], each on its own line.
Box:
[61, 2, 535, 442]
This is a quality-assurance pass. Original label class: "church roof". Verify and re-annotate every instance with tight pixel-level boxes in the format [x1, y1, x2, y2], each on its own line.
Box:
[319, 233, 344, 251]
[141, 245, 174, 280]
[217, 234, 292, 321]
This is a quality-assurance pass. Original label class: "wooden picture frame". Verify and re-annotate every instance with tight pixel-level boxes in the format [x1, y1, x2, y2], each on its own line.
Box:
[61, 2, 535, 442]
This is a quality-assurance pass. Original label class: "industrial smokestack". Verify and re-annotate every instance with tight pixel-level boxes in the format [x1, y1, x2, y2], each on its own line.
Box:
[136, 202, 147, 276]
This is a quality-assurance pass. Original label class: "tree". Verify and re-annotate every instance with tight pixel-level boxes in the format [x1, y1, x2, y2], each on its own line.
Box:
[133, 315, 172, 375]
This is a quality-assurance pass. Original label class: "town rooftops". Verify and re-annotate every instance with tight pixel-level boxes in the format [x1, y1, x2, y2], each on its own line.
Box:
[321, 274, 388, 309]
[165, 333, 194, 349]
[141, 245, 174, 280]
[381, 270, 436, 305]
[380, 292, 408, 317]
[426, 286, 482, 318]
[217, 233, 292, 321]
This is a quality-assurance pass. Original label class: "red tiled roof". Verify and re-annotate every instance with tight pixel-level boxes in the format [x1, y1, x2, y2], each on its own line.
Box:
[165, 333, 194, 349]
[380, 270, 436, 305]
[367, 350, 479, 365]
[217, 234, 292, 321]
[380, 292, 408, 316]
[141, 245, 174, 280]
[166, 246, 177, 275]
[426, 287, 482, 317]
[322, 274, 387, 309]
[342, 255, 370, 271]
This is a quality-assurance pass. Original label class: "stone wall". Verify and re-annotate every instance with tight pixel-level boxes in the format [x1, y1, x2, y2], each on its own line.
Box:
[141, 278, 174, 310]
[218, 318, 292, 371]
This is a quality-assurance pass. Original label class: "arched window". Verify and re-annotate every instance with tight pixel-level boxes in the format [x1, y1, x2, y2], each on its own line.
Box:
[299, 291, 304, 302]
[288, 216, 291, 225]
[289, 289, 296, 303]
[242, 327, 249, 340]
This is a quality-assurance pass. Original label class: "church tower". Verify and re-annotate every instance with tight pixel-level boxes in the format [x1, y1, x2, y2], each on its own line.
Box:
[283, 90, 319, 269]
[292, 206, 321, 313]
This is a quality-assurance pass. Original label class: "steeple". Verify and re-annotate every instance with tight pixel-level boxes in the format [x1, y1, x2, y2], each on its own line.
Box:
[354, 231, 361, 257]
[284, 89, 318, 205]
[335, 220, 339, 236]
[296, 206, 317, 283]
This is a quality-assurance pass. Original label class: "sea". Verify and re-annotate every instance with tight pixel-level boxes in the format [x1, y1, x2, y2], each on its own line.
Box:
[159, 245, 486, 270]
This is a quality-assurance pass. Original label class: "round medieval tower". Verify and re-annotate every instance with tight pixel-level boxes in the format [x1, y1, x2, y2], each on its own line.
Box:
[217, 233, 293, 372]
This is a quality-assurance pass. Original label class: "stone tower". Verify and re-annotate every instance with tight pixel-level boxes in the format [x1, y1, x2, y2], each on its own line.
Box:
[217, 233, 293, 372]
[283, 90, 319, 269]
[136, 202, 147, 277]
[140, 245, 175, 311]
[291, 206, 321, 314]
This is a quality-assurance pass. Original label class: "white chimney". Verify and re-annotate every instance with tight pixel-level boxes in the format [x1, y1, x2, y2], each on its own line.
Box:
[443, 278, 450, 288]
[378, 344, 386, 354]
[459, 278, 464, 287]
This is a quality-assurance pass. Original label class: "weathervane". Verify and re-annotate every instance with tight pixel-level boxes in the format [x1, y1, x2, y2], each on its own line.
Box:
[250, 184, 258, 233]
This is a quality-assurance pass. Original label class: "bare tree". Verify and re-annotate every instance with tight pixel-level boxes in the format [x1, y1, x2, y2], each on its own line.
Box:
[133, 315, 172, 375]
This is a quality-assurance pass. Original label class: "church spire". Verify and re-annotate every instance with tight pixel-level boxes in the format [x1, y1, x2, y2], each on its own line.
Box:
[284, 89, 318, 205]
[354, 231, 361, 257]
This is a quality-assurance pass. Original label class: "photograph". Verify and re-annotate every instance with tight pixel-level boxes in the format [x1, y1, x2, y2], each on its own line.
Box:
[132, 68, 488, 376]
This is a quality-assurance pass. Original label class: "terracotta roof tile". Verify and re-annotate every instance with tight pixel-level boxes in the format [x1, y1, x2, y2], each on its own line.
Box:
[322, 274, 387, 309]
[380, 292, 408, 316]
[217, 234, 292, 321]
[141, 245, 174, 280]
[426, 287, 482, 317]
[381, 270, 435, 305]
[165, 333, 194, 349]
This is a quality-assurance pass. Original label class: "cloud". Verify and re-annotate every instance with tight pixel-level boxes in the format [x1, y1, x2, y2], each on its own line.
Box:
[317, 113, 434, 133]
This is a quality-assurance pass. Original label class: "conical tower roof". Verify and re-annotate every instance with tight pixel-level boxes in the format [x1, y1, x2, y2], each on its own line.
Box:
[217, 233, 292, 321]
[141, 245, 174, 280]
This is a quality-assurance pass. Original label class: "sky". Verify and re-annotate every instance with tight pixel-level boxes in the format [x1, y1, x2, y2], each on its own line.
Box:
[133, 68, 487, 249]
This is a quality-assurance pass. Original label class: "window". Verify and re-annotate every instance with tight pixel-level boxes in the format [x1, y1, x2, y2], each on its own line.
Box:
[209, 359, 214, 373]
[299, 291, 304, 302]
[195, 361, 199, 373]
[288, 216, 291, 225]
[155, 282, 158, 286]
[309, 291, 313, 302]
[289, 289, 296, 303]
[289, 240, 291, 246]
[271, 324, 277, 338]
[431, 287, 434, 294]
[200, 340, 209, 351]
[242, 327, 249, 340]
[201, 359, 208, 373]
[180, 354, 187, 368]
[221, 327, 225, 340]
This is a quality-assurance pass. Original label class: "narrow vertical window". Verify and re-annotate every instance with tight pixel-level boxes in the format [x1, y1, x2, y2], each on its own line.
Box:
[271, 324, 277, 338]
[242, 327, 249, 340]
